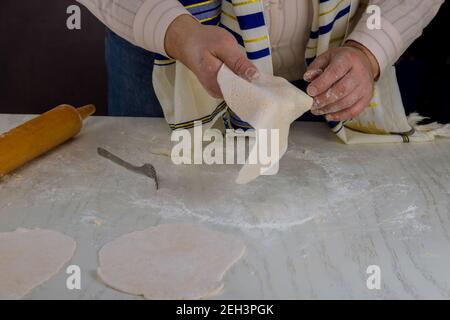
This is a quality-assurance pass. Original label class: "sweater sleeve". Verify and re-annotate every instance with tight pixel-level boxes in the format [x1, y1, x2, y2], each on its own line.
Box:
[346, 0, 444, 76]
[76, 0, 190, 56]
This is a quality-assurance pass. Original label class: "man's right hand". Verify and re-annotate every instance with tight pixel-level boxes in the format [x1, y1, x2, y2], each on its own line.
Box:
[164, 14, 259, 99]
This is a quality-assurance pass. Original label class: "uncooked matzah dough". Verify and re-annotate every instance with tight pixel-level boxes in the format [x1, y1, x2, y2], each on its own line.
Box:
[0, 228, 76, 299]
[218, 64, 313, 184]
[97, 224, 246, 300]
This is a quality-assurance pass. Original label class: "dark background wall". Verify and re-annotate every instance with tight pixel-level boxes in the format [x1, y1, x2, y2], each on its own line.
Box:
[0, 0, 449, 122]
[396, 0, 450, 124]
[0, 0, 107, 115]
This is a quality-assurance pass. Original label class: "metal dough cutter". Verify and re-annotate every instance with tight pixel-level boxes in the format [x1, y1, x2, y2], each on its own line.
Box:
[97, 147, 159, 190]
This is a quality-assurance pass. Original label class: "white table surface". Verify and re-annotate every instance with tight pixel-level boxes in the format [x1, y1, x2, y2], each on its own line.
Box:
[1, 114, 450, 300]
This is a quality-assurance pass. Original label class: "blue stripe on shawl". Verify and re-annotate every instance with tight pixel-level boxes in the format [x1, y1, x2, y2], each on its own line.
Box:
[219, 24, 270, 60]
[188, 2, 221, 15]
[202, 16, 221, 25]
[246, 48, 271, 60]
[236, 12, 266, 30]
[179, 0, 213, 6]
[309, 4, 351, 39]
[154, 54, 170, 61]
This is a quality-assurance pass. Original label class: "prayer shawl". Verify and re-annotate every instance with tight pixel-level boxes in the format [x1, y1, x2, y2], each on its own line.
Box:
[152, 0, 450, 144]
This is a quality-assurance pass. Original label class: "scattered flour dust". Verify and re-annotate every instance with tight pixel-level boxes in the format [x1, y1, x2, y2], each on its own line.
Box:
[129, 193, 315, 231]
[126, 148, 353, 231]
[127, 147, 421, 232]
[173, 199, 315, 231]
[386, 205, 431, 233]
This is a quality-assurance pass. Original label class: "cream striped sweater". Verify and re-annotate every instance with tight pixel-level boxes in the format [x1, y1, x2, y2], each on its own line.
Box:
[77, 0, 443, 80]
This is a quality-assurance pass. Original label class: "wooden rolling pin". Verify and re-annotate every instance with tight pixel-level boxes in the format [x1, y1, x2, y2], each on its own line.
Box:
[0, 104, 96, 177]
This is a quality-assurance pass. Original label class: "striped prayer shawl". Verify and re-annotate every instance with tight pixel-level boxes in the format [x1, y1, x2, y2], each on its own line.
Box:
[152, 0, 447, 144]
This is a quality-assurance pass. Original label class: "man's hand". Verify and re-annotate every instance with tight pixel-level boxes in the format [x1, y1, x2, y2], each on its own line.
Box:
[165, 15, 259, 98]
[304, 41, 380, 121]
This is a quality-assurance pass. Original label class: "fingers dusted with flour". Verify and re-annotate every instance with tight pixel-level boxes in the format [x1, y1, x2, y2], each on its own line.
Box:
[304, 41, 380, 121]
[165, 15, 259, 99]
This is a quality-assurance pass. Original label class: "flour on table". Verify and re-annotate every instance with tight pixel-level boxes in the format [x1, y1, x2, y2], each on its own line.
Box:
[97, 224, 246, 300]
[0, 228, 76, 299]
[218, 65, 313, 184]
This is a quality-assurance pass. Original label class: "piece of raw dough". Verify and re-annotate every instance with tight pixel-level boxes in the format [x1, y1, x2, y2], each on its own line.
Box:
[0, 228, 76, 299]
[218, 64, 313, 184]
[97, 224, 246, 300]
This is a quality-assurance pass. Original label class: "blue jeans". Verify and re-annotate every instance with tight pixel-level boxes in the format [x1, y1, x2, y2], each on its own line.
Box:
[105, 29, 322, 121]
[106, 29, 163, 117]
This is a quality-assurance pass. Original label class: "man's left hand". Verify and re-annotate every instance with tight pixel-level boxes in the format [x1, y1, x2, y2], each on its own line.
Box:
[304, 41, 380, 122]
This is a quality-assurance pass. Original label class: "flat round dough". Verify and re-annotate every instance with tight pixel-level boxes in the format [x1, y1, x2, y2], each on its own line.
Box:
[98, 224, 246, 300]
[0, 228, 76, 299]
